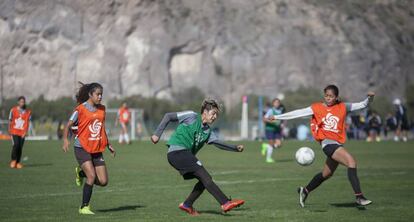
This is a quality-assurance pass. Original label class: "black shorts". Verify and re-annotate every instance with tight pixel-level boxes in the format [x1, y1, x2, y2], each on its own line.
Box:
[74, 147, 105, 167]
[322, 144, 342, 158]
[167, 150, 203, 180]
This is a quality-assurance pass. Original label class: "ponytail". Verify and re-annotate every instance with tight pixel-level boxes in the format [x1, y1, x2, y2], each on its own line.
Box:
[76, 82, 103, 104]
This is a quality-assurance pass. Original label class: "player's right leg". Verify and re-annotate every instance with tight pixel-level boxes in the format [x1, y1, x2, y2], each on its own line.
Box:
[10, 135, 19, 168]
[79, 161, 96, 214]
[298, 157, 338, 207]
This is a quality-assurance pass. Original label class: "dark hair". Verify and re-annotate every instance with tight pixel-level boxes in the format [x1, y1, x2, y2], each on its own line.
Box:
[324, 85, 339, 97]
[201, 98, 221, 113]
[17, 96, 26, 109]
[76, 82, 103, 104]
[324, 84, 340, 104]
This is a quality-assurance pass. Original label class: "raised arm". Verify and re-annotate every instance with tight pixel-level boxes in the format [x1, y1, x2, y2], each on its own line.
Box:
[151, 113, 179, 143]
[346, 92, 375, 112]
[151, 111, 197, 144]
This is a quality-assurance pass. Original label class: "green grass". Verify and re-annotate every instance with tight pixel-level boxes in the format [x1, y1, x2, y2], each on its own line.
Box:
[0, 140, 413, 221]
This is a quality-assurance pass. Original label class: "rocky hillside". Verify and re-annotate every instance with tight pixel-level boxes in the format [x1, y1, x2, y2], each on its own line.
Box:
[0, 0, 413, 108]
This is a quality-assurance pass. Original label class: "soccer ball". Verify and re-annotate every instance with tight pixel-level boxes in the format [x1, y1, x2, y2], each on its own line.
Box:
[295, 147, 315, 166]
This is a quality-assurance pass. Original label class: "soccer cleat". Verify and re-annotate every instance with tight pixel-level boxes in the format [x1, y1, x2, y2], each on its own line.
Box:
[75, 166, 83, 186]
[261, 144, 267, 156]
[356, 196, 372, 206]
[221, 199, 245, 213]
[298, 187, 308, 208]
[178, 203, 199, 216]
[10, 160, 17, 168]
[15, 163, 23, 169]
[79, 205, 95, 215]
[266, 158, 275, 163]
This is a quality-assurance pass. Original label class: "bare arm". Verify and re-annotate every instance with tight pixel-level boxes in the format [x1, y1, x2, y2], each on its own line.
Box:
[62, 120, 74, 152]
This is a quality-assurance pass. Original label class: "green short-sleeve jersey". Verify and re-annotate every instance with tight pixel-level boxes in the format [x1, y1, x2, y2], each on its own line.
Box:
[167, 113, 211, 154]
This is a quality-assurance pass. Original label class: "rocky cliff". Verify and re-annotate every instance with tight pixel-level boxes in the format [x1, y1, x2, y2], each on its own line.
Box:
[1, 0, 413, 108]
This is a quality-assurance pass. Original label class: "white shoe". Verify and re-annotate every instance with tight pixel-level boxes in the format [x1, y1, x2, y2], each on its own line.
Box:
[394, 136, 399, 142]
[403, 137, 408, 142]
[356, 196, 372, 206]
[297, 187, 308, 208]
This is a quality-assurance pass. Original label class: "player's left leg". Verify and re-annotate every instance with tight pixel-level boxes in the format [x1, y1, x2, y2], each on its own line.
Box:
[332, 147, 372, 206]
[266, 139, 275, 163]
[15, 136, 25, 169]
[180, 181, 204, 216]
[93, 153, 108, 187]
[193, 167, 244, 212]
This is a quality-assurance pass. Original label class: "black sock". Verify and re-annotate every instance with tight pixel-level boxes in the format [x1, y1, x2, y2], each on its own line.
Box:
[347, 168, 363, 196]
[79, 170, 86, 178]
[82, 183, 93, 208]
[184, 181, 205, 207]
[305, 172, 326, 193]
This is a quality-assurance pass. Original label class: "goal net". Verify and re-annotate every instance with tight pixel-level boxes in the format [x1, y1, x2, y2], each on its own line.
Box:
[105, 108, 149, 141]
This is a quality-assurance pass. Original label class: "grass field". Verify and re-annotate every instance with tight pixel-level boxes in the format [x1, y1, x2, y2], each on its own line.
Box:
[1, 140, 413, 222]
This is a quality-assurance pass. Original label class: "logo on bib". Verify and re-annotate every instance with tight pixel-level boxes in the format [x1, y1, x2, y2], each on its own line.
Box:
[88, 119, 102, 140]
[322, 113, 339, 133]
[13, 117, 25, 130]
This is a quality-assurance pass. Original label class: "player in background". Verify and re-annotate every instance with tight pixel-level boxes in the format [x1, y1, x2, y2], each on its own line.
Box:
[262, 98, 285, 163]
[62, 82, 115, 215]
[393, 98, 409, 142]
[270, 85, 374, 207]
[8, 96, 31, 169]
[151, 99, 245, 215]
[115, 102, 131, 144]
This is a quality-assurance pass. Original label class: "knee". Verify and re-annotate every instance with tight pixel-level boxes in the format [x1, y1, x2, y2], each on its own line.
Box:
[322, 171, 334, 179]
[347, 158, 357, 168]
[200, 177, 214, 187]
[86, 174, 96, 185]
[99, 179, 108, 187]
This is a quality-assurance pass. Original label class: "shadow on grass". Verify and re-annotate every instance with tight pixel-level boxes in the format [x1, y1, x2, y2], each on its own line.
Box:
[198, 207, 249, 216]
[97, 205, 145, 212]
[24, 163, 53, 167]
[330, 203, 366, 210]
[276, 159, 294, 163]
[197, 210, 232, 216]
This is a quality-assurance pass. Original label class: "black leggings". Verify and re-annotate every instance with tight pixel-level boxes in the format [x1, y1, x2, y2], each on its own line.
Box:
[184, 167, 229, 206]
[11, 135, 25, 163]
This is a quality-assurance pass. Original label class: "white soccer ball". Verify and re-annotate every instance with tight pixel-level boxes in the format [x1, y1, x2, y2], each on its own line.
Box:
[295, 147, 315, 166]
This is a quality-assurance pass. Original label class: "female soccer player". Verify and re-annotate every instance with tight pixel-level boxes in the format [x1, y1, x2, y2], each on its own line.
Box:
[270, 85, 374, 207]
[115, 102, 131, 144]
[151, 99, 245, 215]
[9, 96, 31, 169]
[263, 98, 285, 163]
[62, 82, 115, 215]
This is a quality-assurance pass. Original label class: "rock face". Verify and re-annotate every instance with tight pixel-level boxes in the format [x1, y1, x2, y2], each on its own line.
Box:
[0, 0, 413, 108]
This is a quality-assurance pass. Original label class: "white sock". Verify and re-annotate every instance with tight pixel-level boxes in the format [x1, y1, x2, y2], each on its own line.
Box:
[119, 134, 123, 143]
[124, 133, 130, 143]
[266, 144, 273, 160]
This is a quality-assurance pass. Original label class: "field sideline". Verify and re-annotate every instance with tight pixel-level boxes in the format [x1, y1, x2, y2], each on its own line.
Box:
[1, 140, 413, 222]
